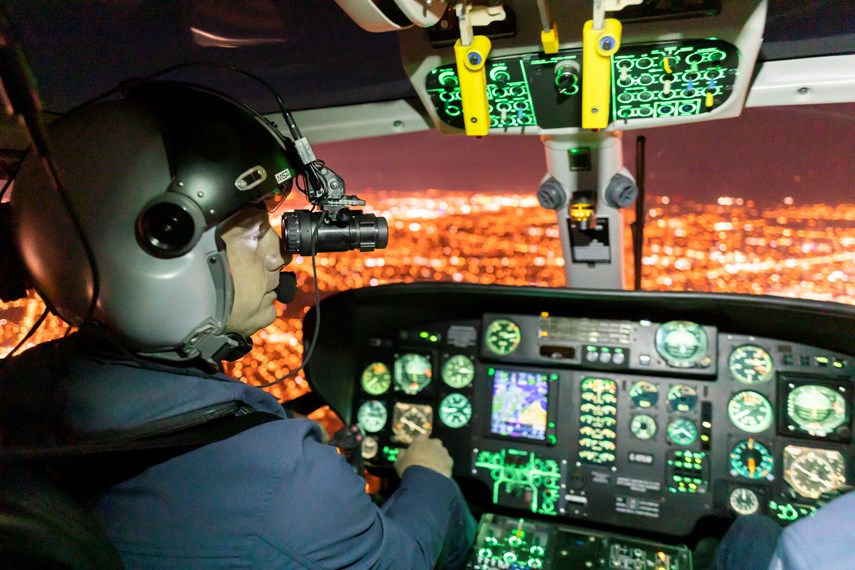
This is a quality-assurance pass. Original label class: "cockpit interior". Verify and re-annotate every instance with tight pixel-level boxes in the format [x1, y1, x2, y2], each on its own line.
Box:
[1, 1, 854, 569]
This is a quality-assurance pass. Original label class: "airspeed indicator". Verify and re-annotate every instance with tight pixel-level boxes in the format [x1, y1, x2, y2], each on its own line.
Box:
[361, 362, 391, 395]
[729, 345, 774, 384]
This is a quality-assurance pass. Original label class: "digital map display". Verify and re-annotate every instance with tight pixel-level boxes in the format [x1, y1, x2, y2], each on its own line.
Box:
[491, 369, 549, 440]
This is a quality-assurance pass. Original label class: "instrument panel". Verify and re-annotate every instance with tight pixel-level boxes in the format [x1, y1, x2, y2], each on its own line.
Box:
[350, 312, 854, 536]
[424, 39, 740, 131]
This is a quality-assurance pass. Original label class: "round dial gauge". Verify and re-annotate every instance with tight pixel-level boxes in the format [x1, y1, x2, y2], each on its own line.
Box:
[654, 321, 709, 368]
[787, 384, 848, 437]
[666, 418, 697, 446]
[629, 381, 659, 409]
[728, 488, 760, 516]
[442, 355, 475, 388]
[784, 446, 846, 499]
[361, 435, 379, 460]
[667, 384, 698, 413]
[728, 391, 774, 433]
[360, 362, 392, 395]
[439, 393, 473, 428]
[630, 414, 657, 440]
[357, 400, 388, 433]
[393, 354, 432, 394]
[485, 319, 522, 356]
[730, 438, 774, 480]
[392, 403, 433, 445]
[729, 345, 774, 384]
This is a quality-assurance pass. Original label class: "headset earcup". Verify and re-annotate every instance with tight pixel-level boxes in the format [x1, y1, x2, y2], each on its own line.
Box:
[136, 192, 205, 258]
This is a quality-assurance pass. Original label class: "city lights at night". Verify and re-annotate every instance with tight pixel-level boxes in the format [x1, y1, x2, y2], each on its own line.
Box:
[2, 190, 852, 424]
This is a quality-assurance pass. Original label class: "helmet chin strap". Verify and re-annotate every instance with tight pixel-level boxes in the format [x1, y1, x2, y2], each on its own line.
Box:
[209, 332, 253, 362]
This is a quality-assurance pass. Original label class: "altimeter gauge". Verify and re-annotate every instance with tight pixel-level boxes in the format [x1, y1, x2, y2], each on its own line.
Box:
[783, 446, 846, 499]
[728, 344, 774, 384]
[442, 355, 475, 388]
[360, 362, 392, 395]
[485, 319, 522, 356]
[357, 400, 388, 433]
[728, 391, 774, 433]
[392, 402, 433, 445]
[439, 393, 473, 428]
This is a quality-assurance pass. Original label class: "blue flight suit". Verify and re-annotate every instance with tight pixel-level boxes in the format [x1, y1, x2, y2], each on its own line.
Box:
[1, 338, 476, 569]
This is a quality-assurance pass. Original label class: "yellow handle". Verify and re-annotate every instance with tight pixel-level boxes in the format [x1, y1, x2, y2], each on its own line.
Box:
[581, 18, 622, 130]
[454, 35, 492, 137]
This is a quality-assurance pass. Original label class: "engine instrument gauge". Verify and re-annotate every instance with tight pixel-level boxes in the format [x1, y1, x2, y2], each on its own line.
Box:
[361, 436, 379, 460]
[654, 321, 709, 368]
[357, 400, 388, 433]
[391, 402, 433, 444]
[786, 384, 848, 437]
[730, 438, 774, 480]
[783, 446, 846, 499]
[667, 384, 698, 413]
[629, 381, 659, 409]
[485, 319, 522, 356]
[728, 487, 760, 516]
[728, 391, 774, 433]
[728, 344, 774, 384]
[442, 355, 475, 388]
[394, 353, 432, 394]
[630, 414, 657, 440]
[666, 418, 697, 446]
[439, 393, 473, 428]
[360, 362, 392, 395]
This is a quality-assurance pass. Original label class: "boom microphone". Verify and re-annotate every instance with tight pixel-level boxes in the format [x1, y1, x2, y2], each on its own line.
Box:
[275, 271, 298, 303]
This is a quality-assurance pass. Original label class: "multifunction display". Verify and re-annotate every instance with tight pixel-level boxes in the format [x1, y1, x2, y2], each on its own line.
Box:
[490, 369, 550, 441]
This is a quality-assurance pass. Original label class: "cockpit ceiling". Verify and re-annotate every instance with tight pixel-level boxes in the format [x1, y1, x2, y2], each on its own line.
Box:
[6, 1, 855, 115]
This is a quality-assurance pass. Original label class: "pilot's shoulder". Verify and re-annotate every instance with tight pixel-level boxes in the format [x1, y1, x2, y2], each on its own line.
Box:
[770, 491, 855, 570]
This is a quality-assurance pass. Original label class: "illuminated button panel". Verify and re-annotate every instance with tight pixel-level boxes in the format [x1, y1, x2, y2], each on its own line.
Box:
[667, 450, 709, 494]
[471, 448, 564, 516]
[468, 514, 551, 570]
[578, 377, 618, 466]
[612, 39, 739, 121]
[466, 514, 693, 570]
[425, 39, 738, 131]
[426, 57, 539, 130]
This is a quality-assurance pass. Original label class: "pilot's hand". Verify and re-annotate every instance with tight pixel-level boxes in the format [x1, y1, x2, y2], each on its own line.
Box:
[394, 435, 453, 479]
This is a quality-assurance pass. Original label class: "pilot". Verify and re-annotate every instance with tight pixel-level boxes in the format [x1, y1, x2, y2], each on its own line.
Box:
[0, 81, 476, 567]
